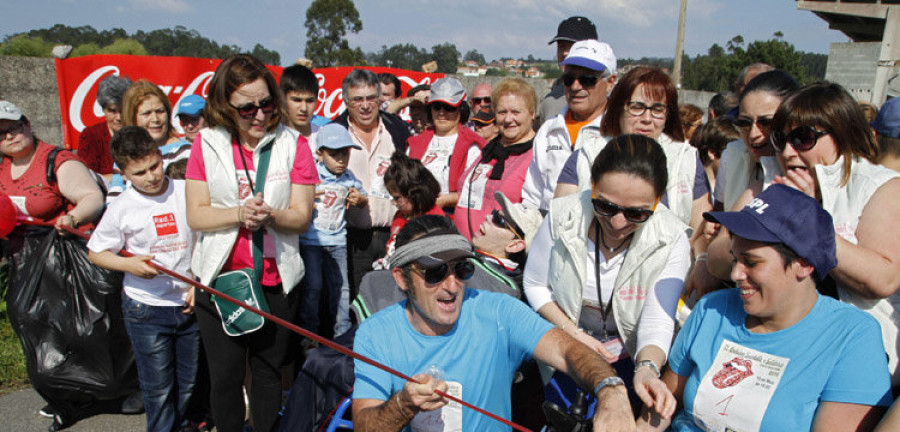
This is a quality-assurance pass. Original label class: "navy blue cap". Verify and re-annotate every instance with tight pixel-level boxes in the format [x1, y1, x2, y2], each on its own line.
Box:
[873, 97, 900, 139]
[703, 184, 837, 280]
[316, 123, 362, 150]
[177, 94, 206, 116]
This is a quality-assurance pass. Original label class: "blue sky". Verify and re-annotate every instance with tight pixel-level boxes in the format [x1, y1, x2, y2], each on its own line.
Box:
[6, 0, 849, 66]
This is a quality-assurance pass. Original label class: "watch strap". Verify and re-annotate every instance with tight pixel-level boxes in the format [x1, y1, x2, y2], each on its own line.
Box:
[592, 376, 625, 397]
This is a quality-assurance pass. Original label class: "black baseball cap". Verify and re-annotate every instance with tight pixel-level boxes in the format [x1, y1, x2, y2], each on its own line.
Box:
[549, 16, 598, 45]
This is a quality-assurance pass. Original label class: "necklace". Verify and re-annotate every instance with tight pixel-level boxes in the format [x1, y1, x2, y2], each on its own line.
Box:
[595, 220, 631, 253]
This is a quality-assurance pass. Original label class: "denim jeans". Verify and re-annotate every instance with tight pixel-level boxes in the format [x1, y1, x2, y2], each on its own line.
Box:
[122, 294, 200, 432]
[299, 244, 352, 336]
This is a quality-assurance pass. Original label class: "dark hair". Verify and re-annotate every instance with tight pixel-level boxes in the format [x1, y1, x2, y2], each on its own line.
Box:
[110, 126, 158, 169]
[166, 159, 188, 180]
[206, 54, 285, 139]
[771, 82, 879, 185]
[97, 75, 132, 109]
[384, 152, 440, 215]
[600, 66, 685, 142]
[378, 73, 402, 98]
[280, 64, 319, 96]
[880, 136, 900, 160]
[408, 84, 431, 99]
[708, 91, 738, 118]
[426, 101, 471, 125]
[590, 134, 668, 197]
[739, 70, 799, 105]
[692, 117, 739, 165]
[395, 214, 458, 250]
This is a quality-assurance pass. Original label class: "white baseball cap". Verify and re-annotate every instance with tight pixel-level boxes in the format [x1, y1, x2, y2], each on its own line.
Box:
[560, 40, 617, 75]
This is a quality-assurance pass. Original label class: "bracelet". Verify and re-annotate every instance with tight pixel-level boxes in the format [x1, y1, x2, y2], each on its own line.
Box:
[695, 252, 709, 262]
[395, 392, 412, 420]
[634, 359, 662, 378]
[237, 205, 244, 223]
[592, 376, 625, 397]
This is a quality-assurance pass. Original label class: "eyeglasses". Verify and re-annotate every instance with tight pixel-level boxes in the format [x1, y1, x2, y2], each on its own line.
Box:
[733, 116, 773, 131]
[0, 122, 24, 138]
[430, 103, 459, 113]
[349, 94, 379, 107]
[562, 73, 600, 89]
[625, 101, 668, 120]
[411, 260, 475, 285]
[490, 209, 523, 239]
[470, 97, 491, 105]
[770, 126, 829, 152]
[178, 114, 202, 126]
[231, 99, 275, 119]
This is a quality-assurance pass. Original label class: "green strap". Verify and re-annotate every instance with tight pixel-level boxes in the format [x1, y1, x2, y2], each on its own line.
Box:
[251, 141, 274, 281]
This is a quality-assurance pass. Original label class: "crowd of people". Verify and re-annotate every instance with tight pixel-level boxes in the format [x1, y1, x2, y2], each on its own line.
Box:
[2, 13, 900, 432]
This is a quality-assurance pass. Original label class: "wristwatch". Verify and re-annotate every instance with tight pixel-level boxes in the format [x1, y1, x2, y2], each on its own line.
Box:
[592, 376, 625, 397]
[634, 359, 661, 378]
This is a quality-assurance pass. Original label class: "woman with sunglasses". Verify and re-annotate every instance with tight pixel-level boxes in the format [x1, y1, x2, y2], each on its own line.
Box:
[524, 134, 690, 415]
[769, 82, 900, 388]
[555, 66, 709, 233]
[407, 77, 485, 213]
[184, 54, 317, 432]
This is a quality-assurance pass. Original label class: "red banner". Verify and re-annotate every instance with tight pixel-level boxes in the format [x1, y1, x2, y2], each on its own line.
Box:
[54, 54, 443, 149]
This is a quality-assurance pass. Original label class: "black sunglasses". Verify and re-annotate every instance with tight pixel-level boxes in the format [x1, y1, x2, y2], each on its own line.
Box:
[562, 72, 601, 88]
[178, 114, 202, 126]
[430, 102, 459, 113]
[770, 126, 829, 152]
[231, 99, 276, 119]
[0, 121, 24, 138]
[490, 209, 523, 239]
[733, 116, 773, 131]
[412, 260, 475, 285]
[470, 97, 491, 105]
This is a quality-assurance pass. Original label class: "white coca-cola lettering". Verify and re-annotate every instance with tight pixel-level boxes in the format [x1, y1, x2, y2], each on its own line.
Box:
[69, 65, 120, 132]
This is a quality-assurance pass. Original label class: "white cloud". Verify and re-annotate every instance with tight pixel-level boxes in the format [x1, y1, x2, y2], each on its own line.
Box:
[127, 0, 192, 14]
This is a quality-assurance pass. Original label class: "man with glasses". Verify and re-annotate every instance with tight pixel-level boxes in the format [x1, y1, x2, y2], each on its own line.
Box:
[333, 69, 412, 292]
[467, 83, 492, 127]
[523, 39, 617, 213]
[351, 215, 635, 431]
[536, 16, 599, 129]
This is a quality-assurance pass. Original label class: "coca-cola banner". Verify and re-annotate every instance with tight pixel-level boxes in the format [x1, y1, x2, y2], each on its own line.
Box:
[55, 54, 443, 149]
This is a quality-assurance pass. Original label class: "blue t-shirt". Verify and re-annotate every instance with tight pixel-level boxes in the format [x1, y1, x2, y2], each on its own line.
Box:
[353, 289, 553, 431]
[668, 289, 892, 432]
[300, 161, 365, 246]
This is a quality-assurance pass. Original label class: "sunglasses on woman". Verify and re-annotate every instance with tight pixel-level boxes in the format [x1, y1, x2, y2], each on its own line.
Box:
[590, 184, 658, 223]
[490, 209, 524, 239]
[733, 116, 773, 131]
[562, 73, 600, 88]
[770, 125, 829, 152]
[231, 99, 276, 119]
[430, 102, 459, 113]
[411, 260, 475, 285]
[0, 121, 24, 138]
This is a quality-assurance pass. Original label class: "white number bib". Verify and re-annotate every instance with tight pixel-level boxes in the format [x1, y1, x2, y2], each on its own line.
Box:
[410, 381, 462, 432]
[422, 136, 455, 194]
[368, 154, 392, 200]
[313, 184, 349, 232]
[457, 163, 492, 211]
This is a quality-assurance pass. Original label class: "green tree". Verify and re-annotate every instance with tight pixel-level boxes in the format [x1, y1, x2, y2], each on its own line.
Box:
[431, 42, 460, 74]
[0, 34, 54, 57]
[464, 49, 485, 64]
[70, 42, 101, 57]
[99, 38, 149, 56]
[368, 44, 429, 70]
[304, 0, 365, 67]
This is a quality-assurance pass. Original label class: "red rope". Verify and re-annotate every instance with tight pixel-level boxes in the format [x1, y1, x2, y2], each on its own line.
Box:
[61, 225, 534, 432]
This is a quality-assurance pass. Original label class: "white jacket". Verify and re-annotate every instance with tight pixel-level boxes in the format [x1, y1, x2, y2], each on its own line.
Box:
[817, 156, 900, 384]
[191, 125, 305, 294]
[546, 190, 690, 357]
[575, 133, 700, 227]
[719, 139, 781, 210]
[521, 108, 604, 211]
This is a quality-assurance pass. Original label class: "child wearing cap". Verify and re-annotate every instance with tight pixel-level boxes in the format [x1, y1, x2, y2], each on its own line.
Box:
[637, 185, 892, 432]
[299, 123, 367, 337]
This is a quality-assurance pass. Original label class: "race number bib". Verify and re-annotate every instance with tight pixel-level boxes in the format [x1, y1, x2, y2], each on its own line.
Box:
[410, 381, 462, 432]
[422, 136, 455, 194]
[313, 184, 349, 232]
[368, 155, 392, 200]
[691, 340, 789, 432]
[457, 163, 492, 211]
[9, 195, 31, 221]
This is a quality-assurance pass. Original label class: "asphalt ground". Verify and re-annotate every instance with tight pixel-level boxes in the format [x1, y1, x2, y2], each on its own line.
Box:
[0, 388, 144, 432]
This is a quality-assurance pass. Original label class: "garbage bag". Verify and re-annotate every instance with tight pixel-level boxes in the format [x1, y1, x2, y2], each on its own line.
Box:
[2, 226, 138, 422]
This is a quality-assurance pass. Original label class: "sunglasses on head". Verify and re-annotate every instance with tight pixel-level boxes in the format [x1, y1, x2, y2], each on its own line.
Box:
[770, 125, 829, 152]
[470, 97, 491, 105]
[733, 116, 773, 131]
[430, 102, 459, 113]
[412, 260, 475, 285]
[231, 99, 276, 119]
[490, 209, 524, 239]
[562, 72, 600, 88]
[590, 183, 657, 223]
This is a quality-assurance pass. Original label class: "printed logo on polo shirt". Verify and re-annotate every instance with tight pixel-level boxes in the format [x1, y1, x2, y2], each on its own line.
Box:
[154, 213, 179, 236]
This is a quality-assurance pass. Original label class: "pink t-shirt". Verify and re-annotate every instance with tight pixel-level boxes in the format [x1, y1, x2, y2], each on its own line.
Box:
[186, 132, 317, 286]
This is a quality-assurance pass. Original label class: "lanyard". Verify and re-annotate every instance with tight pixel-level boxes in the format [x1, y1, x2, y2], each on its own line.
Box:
[593, 221, 616, 340]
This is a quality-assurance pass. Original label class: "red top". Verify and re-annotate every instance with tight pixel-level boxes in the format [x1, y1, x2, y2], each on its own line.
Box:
[385, 205, 445, 258]
[0, 141, 83, 226]
[77, 121, 113, 174]
[407, 127, 486, 193]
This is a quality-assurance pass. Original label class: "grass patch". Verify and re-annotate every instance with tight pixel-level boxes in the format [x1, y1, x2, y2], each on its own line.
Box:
[0, 259, 29, 395]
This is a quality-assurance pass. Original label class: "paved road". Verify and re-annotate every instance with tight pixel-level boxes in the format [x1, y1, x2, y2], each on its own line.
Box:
[0, 388, 144, 432]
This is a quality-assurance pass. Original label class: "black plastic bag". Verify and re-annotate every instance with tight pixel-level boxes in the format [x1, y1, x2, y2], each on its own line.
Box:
[2, 226, 138, 422]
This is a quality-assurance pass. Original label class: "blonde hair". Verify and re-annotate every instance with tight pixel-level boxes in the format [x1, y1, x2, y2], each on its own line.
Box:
[491, 78, 537, 115]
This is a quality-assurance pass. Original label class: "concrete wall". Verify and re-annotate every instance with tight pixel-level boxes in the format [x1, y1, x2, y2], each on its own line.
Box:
[0, 56, 63, 146]
[825, 42, 882, 102]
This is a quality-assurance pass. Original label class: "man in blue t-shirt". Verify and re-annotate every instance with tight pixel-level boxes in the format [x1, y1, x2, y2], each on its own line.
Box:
[637, 185, 892, 431]
[352, 215, 643, 431]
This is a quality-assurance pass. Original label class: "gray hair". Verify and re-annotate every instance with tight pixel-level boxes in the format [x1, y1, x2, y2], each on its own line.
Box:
[734, 63, 774, 93]
[342, 69, 381, 101]
[97, 75, 133, 109]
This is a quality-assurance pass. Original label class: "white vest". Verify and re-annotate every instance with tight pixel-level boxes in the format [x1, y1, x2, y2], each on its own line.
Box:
[546, 190, 690, 357]
[575, 133, 699, 227]
[816, 156, 900, 384]
[720, 139, 781, 210]
[191, 125, 305, 294]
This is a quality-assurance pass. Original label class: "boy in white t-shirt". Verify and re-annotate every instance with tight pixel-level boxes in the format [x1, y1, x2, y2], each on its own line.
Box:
[87, 126, 199, 432]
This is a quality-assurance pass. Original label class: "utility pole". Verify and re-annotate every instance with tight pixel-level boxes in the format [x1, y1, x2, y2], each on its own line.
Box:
[673, 0, 688, 88]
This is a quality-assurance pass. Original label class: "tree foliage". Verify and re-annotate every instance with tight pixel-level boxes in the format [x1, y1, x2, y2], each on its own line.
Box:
[304, 0, 365, 67]
[431, 43, 460, 74]
[464, 49, 485, 64]
[366, 42, 461, 73]
[0, 34, 54, 57]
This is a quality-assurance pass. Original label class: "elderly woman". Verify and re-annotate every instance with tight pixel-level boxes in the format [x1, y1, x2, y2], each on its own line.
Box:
[524, 134, 690, 415]
[638, 185, 892, 431]
[555, 66, 710, 232]
[407, 77, 485, 211]
[78, 74, 132, 177]
[454, 78, 536, 240]
[184, 54, 316, 432]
